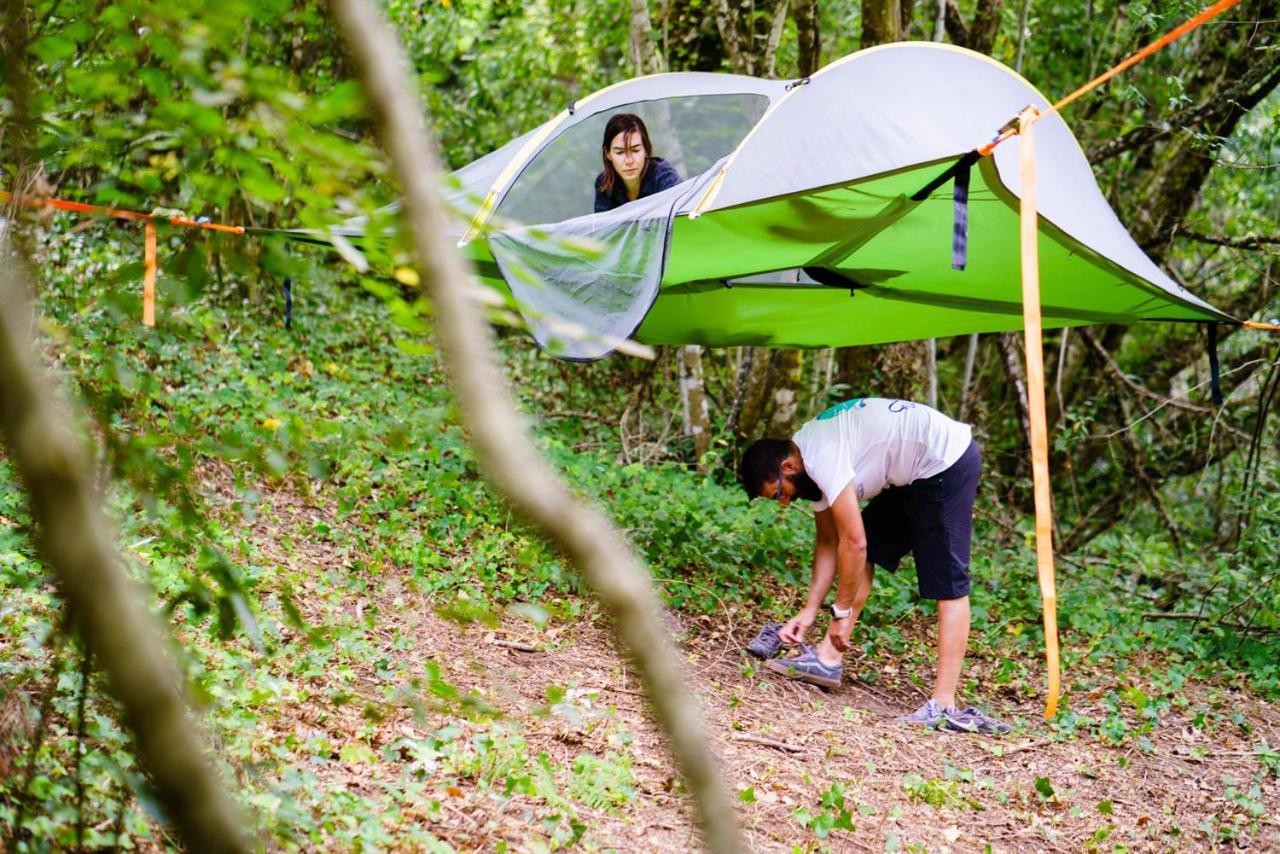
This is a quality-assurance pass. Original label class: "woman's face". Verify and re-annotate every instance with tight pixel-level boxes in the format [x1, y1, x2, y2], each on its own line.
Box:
[606, 130, 647, 184]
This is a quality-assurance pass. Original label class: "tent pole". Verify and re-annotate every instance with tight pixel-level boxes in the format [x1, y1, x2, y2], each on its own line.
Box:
[1016, 109, 1061, 718]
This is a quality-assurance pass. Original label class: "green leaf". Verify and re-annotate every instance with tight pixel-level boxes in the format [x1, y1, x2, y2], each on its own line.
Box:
[1034, 776, 1055, 800]
[338, 742, 377, 764]
[241, 171, 287, 204]
[33, 35, 78, 64]
[738, 786, 756, 803]
[1096, 799, 1114, 815]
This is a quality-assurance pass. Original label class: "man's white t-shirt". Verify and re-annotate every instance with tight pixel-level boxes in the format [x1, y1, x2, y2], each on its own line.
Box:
[792, 398, 973, 510]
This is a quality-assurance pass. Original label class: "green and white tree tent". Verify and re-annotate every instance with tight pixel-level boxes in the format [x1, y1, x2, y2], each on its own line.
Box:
[442, 42, 1234, 360]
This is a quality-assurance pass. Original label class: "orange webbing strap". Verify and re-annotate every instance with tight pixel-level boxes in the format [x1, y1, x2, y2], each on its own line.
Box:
[143, 221, 157, 328]
[1244, 320, 1280, 332]
[1034, 0, 1242, 127]
[0, 190, 246, 234]
[1016, 108, 1061, 718]
[0, 190, 246, 326]
[977, 0, 1244, 156]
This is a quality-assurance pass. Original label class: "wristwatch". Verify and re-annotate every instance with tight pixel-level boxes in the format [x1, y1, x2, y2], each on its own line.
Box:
[828, 602, 854, 619]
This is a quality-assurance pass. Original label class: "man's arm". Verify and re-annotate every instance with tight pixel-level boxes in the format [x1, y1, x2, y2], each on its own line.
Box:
[826, 482, 870, 652]
[779, 507, 838, 644]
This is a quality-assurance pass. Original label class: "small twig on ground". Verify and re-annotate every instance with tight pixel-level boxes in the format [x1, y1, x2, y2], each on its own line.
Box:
[732, 733, 804, 754]
[490, 639, 537, 652]
[997, 738, 1053, 756]
[582, 685, 651, 698]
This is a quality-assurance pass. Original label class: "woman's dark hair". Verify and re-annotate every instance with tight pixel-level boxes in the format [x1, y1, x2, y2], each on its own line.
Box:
[598, 113, 653, 196]
[739, 439, 794, 501]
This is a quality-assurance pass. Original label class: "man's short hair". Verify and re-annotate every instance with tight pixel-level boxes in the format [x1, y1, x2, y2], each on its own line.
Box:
[739, 439, 793, 500]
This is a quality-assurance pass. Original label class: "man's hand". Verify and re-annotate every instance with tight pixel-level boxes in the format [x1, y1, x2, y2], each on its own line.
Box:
[779, 611, 815, 645]
[827, 616, 855, 653]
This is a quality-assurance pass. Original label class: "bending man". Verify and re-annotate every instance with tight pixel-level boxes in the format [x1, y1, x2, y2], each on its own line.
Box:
[739, 397, 1007, 733]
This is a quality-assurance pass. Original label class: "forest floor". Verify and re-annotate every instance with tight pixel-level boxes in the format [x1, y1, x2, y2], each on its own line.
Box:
[221, 464, 1280, 853]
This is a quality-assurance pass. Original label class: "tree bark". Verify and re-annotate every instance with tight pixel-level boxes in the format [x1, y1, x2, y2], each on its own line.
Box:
[861, 0, 901, 47]
[733, 349, 774, 440]
[630, 0, 667, 75]
[766, 348, 805, 437]
[958, 333, 979, 420]
[942, 0, 1004, 53]
[762, 0, 791, 77]
[713, 0, 789, 75]
[999, 332, 1032, 448]
[327, 1, 743, 850]
[678, 344, 712, 470]
[792, 0, 822, 76]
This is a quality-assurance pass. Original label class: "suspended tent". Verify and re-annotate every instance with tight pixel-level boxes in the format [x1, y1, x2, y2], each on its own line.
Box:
[438, 42, 1234, 361]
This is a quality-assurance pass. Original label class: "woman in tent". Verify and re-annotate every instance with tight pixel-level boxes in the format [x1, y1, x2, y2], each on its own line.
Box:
[593, 113, 682, 212]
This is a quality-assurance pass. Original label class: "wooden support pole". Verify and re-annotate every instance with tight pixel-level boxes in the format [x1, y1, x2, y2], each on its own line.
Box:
[1017, 109, 1061, 718]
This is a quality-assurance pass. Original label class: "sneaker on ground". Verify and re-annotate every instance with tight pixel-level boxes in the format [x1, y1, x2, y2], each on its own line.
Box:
[944, 706, 1012, 735]
[763, 644, 842, 689]
[898, 698, 946, 728]
[746, 623, 784, 659]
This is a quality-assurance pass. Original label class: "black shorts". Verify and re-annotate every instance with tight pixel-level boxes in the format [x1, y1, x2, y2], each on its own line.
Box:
[862, 440, 981, 600]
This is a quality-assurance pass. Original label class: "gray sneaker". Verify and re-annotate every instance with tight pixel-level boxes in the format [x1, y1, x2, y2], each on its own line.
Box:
[746, 623, 784, 659]
[763, 644, 842, 689]
[898, 699, 946, 728]
[944, 706, 1012, 735]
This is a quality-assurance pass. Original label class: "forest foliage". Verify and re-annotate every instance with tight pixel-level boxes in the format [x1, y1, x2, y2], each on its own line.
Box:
[1, 0, 1278, 848]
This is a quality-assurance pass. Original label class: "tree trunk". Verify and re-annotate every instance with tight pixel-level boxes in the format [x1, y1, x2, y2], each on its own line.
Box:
[734, 350, 774, 440]
[713, 0, 789, 75]
[678, 344, 712, 470]
[766, 348, 805, 437]
[630, 0, 667, 75]
[861, 0, 901, 46]
[808, 347, 835, 417]
[328, 2, 744, 849]
[792, 0, 822, 76]
[999, 332, 1032, 449]
[958, 333, 979, 420]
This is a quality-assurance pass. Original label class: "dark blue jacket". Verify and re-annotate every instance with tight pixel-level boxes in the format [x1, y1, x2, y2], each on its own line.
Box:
[593, 158, 683, 213]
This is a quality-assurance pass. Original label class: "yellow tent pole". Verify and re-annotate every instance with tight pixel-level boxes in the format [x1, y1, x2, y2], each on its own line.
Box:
[1016, 107, 1061, 718]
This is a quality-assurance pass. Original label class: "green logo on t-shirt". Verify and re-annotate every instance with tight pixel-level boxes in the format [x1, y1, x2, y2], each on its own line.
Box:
[816, 398, 866, 420]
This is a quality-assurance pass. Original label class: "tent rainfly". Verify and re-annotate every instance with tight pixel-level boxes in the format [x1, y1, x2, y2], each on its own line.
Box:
[436, 42, 1234, 361]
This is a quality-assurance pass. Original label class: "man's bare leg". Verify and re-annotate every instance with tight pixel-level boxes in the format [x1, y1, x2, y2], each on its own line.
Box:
[932, 595, 970, 709]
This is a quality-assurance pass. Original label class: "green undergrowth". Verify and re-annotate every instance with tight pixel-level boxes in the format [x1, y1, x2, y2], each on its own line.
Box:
[2, 231, 1278, 848]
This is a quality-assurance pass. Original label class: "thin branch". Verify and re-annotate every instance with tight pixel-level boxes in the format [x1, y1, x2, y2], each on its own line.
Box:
[1175, 229, 1280, 251]
[1078, 327, 1212, 415]
[326, 1, 743, 850]
[1144, 612, 1280, 634]
[1, 11, 246, 850]
[1088, 61, 1280, 164]
[733, 733, 805, 753]
[0, 251, 248, 854]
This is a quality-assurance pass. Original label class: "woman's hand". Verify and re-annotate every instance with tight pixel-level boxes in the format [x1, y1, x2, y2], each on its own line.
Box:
[779, 611, 815, 645]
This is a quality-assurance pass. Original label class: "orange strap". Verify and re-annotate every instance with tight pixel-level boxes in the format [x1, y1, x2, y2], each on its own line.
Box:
[1016, 109, 1061, 719]
[1244, 320, 1280, 332]
[1036, 0, 1242, 124]
[0, 190, 245, 234]
[1, 190, 246, 326]
[143, 221, 157, 328]
[980, 0, 1244, 156]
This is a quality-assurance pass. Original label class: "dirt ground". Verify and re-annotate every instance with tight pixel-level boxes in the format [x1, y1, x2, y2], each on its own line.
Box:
[238, 476, 1280, 852]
